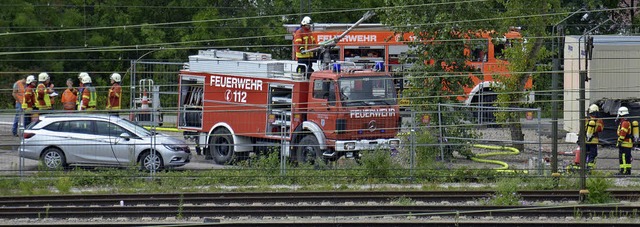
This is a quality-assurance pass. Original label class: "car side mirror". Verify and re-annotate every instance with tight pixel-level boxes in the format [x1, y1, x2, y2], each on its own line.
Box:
[119, 132, 131, 141]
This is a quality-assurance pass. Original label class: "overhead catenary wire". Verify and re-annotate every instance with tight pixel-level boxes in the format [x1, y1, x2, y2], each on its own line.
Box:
[0, 3, 634, 62]
[0, 1, 489, 37]
[0, 2, 636, 113]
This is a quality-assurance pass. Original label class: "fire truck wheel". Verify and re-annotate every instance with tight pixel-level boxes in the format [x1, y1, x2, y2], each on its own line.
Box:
[297, 134, 323, 164]
[210, 128, 234, 164]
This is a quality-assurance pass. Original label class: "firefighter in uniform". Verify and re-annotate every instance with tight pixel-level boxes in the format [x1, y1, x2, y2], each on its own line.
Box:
[616, 106, 633, 175]
[61, 78, 78, 112]
[22, 75, 36, 127]
[585, 104, 604, 171]
[35, 72, 54, 118]
[80, 75, 97, 111]
[294, 16, 316, 76]
[76, 72, 88, 111]
[106, 73, 122, 117]
[12, 76, 26, 136]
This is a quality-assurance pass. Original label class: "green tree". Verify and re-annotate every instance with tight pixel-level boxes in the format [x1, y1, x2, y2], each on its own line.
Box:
[381, 0, 500, 156]
[491, 1, 559, 152]
[380, 1, 581, 152]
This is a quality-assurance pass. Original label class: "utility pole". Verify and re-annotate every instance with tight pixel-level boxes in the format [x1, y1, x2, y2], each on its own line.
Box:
[551, 7, 587, 187]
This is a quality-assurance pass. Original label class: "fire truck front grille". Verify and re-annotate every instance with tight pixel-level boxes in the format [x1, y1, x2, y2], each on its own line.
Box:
[343, 118, 397, 139]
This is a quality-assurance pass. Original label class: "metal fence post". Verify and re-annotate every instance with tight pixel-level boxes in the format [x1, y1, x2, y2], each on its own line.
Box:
[438, 104, 444, 161]
[537, 108, 543, 175]
[410, 111, 416, 178]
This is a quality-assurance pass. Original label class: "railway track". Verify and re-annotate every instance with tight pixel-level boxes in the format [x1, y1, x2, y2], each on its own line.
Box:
[1, 190, 639, 207]
[3, 203, 640, 219]
[1, 190, 639, 225]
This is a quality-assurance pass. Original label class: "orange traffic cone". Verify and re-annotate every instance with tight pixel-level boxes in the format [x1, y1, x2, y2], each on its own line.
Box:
[141, 89, 149, 109]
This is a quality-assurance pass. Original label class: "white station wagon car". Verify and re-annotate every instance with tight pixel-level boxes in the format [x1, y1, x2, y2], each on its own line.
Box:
[20, 114, 191, 171]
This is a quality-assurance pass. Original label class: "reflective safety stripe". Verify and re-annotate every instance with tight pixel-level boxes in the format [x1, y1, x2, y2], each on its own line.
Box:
[22, 87, 34, 110]
[106, 83, 122, 110]
[61, 88, 77, 110]
[294, 28, 315, 59]
[35, 83, 52, 109]
[89, 88, 97, 108]
[617, 120, 634, 148]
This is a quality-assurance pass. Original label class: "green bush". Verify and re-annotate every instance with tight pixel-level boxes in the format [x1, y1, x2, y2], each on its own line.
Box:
[586, 171, 614, 204]
[485, 178, 522, 206]
[54, 177, 73, 194]
[360, 150, 393, 182]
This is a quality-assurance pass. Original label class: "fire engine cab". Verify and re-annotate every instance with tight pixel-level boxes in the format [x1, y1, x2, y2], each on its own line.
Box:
[178, 49, 400, 164]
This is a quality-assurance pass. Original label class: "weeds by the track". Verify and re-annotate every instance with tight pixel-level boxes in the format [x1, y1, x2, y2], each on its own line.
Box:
[0, 151, 623, 203]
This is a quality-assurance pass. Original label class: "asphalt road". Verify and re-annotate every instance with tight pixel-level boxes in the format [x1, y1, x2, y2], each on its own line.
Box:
[0, 112, 638, 176]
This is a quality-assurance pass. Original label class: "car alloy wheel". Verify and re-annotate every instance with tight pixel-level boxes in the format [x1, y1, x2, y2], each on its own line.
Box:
[142, 152, 163, 171]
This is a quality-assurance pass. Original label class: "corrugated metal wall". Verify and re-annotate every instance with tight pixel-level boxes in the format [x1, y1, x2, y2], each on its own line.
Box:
[563, 36, 640, 133]
[590, 45, 640, 101]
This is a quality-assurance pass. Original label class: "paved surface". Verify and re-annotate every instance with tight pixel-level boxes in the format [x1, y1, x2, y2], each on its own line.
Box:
[0, 113, 224, 174]
[0, 113, 638, 176]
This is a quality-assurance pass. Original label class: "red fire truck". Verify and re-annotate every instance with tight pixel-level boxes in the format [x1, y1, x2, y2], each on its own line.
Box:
[284, 24, 534, 110]
[178, 50, 400, 164]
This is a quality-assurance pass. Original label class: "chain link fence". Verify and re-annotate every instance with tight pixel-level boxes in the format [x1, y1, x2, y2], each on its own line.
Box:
[0, 61, 569, 184]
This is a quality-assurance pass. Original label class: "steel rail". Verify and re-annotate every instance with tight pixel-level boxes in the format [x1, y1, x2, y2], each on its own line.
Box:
[0, 190, 638, 207]
[1, 204, 640, 219]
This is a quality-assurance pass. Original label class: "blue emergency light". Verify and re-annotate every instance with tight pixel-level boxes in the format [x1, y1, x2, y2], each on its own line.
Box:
[332, 63, 341, 72]
[374, 61, 384, 72]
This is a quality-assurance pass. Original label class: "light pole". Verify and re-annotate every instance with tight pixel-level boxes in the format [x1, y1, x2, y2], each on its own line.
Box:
[551, 7, 587, 184]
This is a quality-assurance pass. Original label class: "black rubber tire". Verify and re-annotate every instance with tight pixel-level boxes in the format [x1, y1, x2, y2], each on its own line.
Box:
[472, 91, 497, 124]
[210, 128, 234, 164]
[140, 151, 164, 171]
[41, 147, 67, 170]
[296, 134, 323, 164]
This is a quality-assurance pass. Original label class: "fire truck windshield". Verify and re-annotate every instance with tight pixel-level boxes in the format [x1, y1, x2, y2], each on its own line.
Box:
[339, 76, 397, 107]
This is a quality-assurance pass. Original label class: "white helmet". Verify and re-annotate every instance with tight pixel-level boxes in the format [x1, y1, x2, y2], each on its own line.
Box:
[38, 72, 50, 82]
[78, 72, 89, 80]
[110, 73, 121, 82]
[618, 106, 629, 116]
[26, 75, 35, 84]
[81, 75, 92, 84]
[588, 104, 599, 114]
[301, 16, 311, 25]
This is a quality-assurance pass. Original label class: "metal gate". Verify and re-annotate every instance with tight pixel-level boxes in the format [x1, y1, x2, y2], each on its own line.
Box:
[130, 60, 185, 127]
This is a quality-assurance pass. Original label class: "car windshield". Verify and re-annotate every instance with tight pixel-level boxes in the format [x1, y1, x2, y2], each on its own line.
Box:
[339, 76, 397, 107]
[115, 118, 154, 137]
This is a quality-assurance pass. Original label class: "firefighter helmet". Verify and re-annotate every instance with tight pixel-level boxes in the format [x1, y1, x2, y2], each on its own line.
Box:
[38, 72, 49, 82]
[301, 16, 311, 25]
[78, 72, 89, 80]
[81, 75, 92, 84]
[588, 104, 599, 114]
[26, 75, 35, 84]
[110, 73, 121, 82]
[618, 106, 629, 116]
